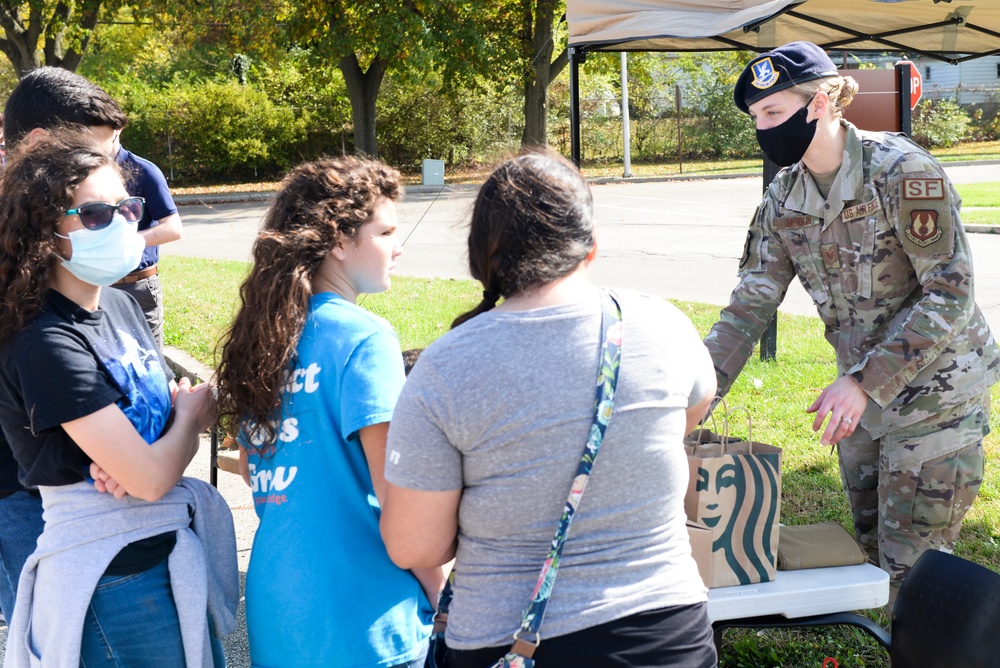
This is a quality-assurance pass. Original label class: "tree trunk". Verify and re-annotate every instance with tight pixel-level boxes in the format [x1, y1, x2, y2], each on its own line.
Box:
[520, 0, 567, 148]
[0, 0, 101, 77]
[0, 38, 41, 77]
[0, 4, 44, 77]
[44, 0, 101, 72]
[339, 52, 388, 159]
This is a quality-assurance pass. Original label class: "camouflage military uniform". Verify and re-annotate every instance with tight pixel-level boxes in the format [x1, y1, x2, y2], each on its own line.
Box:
[704, 120, 1000, 594]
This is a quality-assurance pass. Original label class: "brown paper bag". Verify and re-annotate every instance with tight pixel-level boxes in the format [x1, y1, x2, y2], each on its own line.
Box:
[684, 407, 782, 588]
[777, 522, 868, 570]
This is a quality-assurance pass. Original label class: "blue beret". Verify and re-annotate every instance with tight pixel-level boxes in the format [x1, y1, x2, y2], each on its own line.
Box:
[734, 41, 839, 114]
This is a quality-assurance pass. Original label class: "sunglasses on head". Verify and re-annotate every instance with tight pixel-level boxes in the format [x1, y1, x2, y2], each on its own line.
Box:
[65, 196, 145, 231]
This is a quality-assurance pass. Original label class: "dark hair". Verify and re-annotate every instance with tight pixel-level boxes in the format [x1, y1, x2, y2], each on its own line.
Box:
[452, 149, 594, 328]
[0, 128, 117, 346]
[3, 67, 128, 150]
[216, 156, 401, 447]
[402, 348, 423, 376]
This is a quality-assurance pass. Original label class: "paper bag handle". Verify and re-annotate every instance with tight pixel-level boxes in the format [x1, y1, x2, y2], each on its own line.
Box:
[722, 405, 754, 452]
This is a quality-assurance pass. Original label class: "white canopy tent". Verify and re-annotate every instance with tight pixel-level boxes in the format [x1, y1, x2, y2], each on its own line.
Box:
[565, 0, 1000, 359]
[568, 0, 1000, 61]
[565, 0, 1000, 162]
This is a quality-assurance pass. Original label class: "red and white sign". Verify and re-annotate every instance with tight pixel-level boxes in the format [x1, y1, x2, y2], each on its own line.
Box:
[896, 60, 922, 110]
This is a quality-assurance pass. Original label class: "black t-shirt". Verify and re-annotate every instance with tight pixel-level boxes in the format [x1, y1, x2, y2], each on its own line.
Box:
[0, 289, 174, 487]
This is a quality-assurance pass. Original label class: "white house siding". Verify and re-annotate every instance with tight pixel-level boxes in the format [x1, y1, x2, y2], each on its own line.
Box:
[914, 55, 1000, 104]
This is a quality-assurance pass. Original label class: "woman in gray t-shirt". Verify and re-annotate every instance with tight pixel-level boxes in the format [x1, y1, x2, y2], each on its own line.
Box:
[381, 150, 718, 668]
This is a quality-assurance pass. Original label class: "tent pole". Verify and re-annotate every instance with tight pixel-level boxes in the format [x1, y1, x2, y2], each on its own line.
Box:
[896, 63, 912, 137]
[621, 52, 632, 178]
[570, 46, 583, 166]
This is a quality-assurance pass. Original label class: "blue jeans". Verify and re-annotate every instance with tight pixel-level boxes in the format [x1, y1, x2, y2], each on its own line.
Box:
[79, 558, 225, 667]
[0, 490, 45, 620]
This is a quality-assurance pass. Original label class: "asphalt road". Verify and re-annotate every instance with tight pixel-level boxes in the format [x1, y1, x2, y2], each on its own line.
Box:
[166, 164, 1000, 327]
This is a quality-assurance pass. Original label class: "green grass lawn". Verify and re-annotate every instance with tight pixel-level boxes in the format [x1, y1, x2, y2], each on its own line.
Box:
[957, 182, 1000, 208]
[162, 260, 1000, 666]
[956, 182, 1000, 226]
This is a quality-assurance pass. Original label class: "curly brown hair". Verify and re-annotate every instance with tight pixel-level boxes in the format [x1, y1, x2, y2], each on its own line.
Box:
[215, 156, 401, 447]
[0, 129, 116, 347]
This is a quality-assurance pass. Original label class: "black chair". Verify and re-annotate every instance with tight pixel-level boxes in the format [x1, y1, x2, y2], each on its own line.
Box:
[890, 549, 1000, 668]
[712, 551, 1000, 664]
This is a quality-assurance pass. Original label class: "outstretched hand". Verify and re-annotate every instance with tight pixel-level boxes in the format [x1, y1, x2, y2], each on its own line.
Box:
[805, 375, 869, 446]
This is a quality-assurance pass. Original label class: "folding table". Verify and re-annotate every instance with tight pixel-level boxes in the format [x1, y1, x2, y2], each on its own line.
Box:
[707, 563, 892, 651]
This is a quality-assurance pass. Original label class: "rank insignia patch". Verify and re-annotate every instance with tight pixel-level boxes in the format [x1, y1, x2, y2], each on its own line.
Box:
[751, 58, 779, 90]
[906, 210, 942, 247]
[903, 178, 945, 200]
[821, 244, 839, 269]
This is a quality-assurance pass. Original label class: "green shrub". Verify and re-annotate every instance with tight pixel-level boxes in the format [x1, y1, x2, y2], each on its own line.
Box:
[912, 98, 971, 148]
[377, 75, 521, 170]
[968, 102, 1000, 142]
[113, 80, 309, 184]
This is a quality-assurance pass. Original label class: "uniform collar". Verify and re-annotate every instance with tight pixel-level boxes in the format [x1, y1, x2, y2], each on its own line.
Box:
[782, 120, 866, 229]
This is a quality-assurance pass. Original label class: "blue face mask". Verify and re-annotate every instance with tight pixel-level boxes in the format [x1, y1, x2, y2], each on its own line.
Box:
[55, 213, 146, 286]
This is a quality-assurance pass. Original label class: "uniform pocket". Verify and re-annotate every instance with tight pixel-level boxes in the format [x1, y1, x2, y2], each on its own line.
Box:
[883, 406, 986, 532]
[857, 218, 876, 300]
[910, 442, 983, 531]
[787, 230, 829, 305]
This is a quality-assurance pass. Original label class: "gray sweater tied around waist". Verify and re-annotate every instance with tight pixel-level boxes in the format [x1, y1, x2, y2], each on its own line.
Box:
[4, 476, 239, 668]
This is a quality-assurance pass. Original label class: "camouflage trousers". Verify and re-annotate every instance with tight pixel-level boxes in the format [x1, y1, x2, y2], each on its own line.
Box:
[837, 395, 988, 599]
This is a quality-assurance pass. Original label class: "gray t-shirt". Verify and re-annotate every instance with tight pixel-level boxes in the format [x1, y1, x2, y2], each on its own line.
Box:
[385, 288, 715, 649]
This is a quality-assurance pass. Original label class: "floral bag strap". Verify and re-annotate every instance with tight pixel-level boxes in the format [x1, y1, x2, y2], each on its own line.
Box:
[490, 289, 623, 668]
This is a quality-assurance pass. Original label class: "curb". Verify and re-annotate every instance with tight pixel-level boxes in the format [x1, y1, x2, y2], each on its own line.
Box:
[170, 163, 1000, 235]
[163, 345, 214, 384]
[589, 172, 755, 185]
[965, 224, 1000, 235]
[172, 191, 276, 207]
[172, 160, 1000, 204]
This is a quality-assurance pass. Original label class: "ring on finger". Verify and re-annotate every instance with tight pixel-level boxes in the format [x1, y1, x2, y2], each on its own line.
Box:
[841, 417, 852, 424]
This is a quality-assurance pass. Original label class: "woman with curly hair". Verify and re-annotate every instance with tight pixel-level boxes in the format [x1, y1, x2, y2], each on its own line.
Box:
[0, 128, 232, 666]
[215, 156, 441, 668]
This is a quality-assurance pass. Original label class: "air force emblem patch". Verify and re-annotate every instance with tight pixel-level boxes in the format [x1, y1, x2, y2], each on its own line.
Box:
[906, 210, 942, 247]
[751, 58, 779, 90]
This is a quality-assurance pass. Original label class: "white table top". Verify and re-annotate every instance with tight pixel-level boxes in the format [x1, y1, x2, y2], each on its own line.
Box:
[707, 563, 889, 622]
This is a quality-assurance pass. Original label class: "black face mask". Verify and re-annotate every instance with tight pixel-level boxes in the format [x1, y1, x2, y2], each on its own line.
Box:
[755, 101, 817, 167]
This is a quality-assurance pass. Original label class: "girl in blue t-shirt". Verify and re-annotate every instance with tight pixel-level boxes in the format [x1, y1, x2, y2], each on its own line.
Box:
[216, 157, 443, 668]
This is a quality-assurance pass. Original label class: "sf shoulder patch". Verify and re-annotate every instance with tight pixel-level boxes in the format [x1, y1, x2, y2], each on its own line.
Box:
[899, 177, 953, 255]
[902, 178, 945, 200]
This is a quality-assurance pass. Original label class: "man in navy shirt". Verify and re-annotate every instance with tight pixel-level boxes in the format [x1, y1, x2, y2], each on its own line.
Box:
[113, 138, 182, 349]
